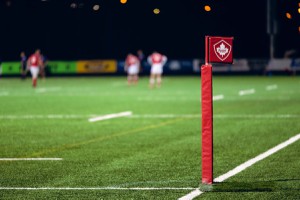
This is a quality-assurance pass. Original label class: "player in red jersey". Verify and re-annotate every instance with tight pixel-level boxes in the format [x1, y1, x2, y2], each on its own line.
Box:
[147, 51, 167, 88]
[27, 49, 42, 88]
[124, 53, 140, 86]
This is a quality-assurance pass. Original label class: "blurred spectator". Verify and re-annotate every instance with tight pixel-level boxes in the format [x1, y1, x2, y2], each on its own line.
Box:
[147, 51, 167, 89]
[284, 49, 299, 76]
[124, 53, 140, 86]
[40, 52, 48, 80]
[137, 49, 145, 75]
[284, 49, 298, 58]
[20, 51, 27, 79]
[27, 49, 42, 88]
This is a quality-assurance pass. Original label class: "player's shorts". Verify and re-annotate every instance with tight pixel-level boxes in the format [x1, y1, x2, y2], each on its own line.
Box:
[30, 66, 39, 79]
[151, 64, 163, 75]
[128, 64, 139, 75]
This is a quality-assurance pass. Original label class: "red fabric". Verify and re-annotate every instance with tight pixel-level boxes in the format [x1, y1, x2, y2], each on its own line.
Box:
[150, 53, 163, 64]
[201, 64, 213, 184]
[28, 54, 41, 67]
[126, 54, 139, 66]
[208, 36, 233, 64]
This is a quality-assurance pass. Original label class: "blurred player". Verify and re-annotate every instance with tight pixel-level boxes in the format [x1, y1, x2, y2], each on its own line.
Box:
[0, 56, 2, 78]
[147, 51, 167, 88]
[124, 53, 140, 86]
[27, 49, 42, 88]
[20, 51, 27, 79]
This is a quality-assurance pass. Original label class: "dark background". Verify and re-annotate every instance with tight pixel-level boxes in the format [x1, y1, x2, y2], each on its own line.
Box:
[0, 0, 299, 61]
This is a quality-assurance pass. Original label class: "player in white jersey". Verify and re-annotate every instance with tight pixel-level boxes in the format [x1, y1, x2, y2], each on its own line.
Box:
[124, 53, 140, 85]
[147, 51, 167, 88]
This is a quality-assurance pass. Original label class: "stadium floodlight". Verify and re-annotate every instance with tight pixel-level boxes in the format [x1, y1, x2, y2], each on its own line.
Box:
[153, 8, 160, 14]
[93, 4, 100, 11]
[286, 12, 292, 19]
[6, 0, 11, 7]
[70, 3, 77, 9]
[204, 5, 211, 12]
[201, 36, 233, 184]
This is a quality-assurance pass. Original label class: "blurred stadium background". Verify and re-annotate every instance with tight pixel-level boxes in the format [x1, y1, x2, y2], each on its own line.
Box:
[0, 0, 300, 75]
[0, 1, 300, 200]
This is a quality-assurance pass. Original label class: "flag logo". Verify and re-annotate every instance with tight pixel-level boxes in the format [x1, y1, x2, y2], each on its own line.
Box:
[213, 40, 232, 61]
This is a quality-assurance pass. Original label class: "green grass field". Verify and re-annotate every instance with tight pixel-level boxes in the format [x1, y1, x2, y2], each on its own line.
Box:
[0, 76, 299, 199]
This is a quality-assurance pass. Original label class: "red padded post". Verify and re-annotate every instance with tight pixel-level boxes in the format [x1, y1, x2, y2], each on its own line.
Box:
[201, 64, 213, 184]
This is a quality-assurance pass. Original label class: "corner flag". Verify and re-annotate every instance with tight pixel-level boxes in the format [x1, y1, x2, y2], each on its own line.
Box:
[201, 36, 233, 184]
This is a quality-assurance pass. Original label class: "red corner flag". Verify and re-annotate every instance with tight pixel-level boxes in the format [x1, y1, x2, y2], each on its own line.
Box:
[201, 36, 233, 184]
[207, 36, 234, 64]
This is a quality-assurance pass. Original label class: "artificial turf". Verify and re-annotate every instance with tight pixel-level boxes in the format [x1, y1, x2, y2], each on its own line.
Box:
[0, 76, 299, 199]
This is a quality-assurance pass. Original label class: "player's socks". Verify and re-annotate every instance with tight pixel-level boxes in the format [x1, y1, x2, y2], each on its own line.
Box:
[149, 78, 155, 89]
[157, 77, 162, 88]
[33, 78, 37, 88]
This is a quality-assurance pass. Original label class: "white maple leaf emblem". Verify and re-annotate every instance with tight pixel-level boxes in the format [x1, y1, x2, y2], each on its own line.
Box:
[213, 40, 232, 61]
[216, 43, 228, 57]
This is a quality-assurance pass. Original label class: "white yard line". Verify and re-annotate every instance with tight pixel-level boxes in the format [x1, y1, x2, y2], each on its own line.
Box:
[88, 111, 132, 122]
[179, 133, 300, 200]
[213, 95, 224, 101]
[0, 158, 63, 161]
[238, 89, 255, 96]
[266, 84, 278, 91]
[0, 187, 196, 190]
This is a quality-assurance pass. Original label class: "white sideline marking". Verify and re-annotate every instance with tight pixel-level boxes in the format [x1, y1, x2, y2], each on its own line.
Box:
[131, 114, 200, 119]
[178, 189, 203, 200]
[130, 114, 300, 119]
[239, 89, 255, 96]
[0, 114, 88, 119]
[179, 133, 300, 200]
[88, 111, 132, 122]
[214, 133, 300, 182]
[214, 114, 300, 119]
[266, 84, 278, 91]
[137, 97, 197, 101]
[213, 95, 224, 101]
[1, 114, 300, 120]
[0, 187, 197, 190]
[0, 158, 63, 161]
